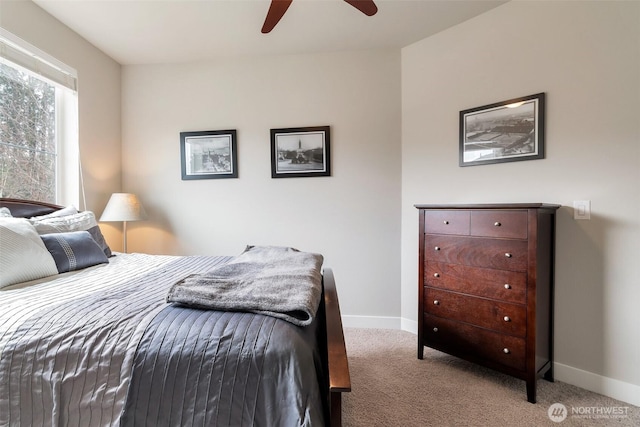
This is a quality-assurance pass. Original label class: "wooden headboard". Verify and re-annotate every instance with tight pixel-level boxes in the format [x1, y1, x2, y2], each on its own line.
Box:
[0, 198, 64, 218]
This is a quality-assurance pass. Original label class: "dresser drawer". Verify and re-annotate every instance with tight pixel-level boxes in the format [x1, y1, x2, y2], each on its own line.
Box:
[423, 313, 526, 371]
[424, 235, 528, 271]
[424, 288, 526, 337]
[470, 210, 528, 239]
[424, 210, 470, 235]
[424, 262, 526, 304]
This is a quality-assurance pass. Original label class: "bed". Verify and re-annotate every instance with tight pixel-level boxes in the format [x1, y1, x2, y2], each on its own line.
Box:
[0, 198, 350, 426]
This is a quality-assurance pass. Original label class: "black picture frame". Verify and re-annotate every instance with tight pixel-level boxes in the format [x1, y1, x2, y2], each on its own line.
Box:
[270, 126, 331, 178]
[459, 93, 545, 167]
[180, 129, 238, 180]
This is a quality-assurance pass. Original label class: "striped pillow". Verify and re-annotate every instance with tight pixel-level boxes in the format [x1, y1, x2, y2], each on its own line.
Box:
[0, 217, 58, 289]
[40, 231, 108, 273]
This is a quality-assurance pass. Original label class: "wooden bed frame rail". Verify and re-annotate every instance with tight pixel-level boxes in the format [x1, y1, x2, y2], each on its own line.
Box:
[0, 197, 352, 426]
[322, 268, 352, 427]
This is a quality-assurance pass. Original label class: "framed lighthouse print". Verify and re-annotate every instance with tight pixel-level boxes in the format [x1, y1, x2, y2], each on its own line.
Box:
[270, 126, 331, 178]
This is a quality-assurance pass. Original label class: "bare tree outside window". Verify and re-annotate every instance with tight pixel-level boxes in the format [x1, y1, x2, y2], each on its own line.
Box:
[0, 62, 57, 202]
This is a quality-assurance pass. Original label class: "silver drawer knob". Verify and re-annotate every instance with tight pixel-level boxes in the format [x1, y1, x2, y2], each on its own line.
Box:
[503, 348, 510, 354]
[434, 246, 441, 251]
[494, 222, 501, 226]
[433, 273, 440, 278]
[443, 220, 449, 225]
[505, 253, 513, 258]
[433, 300, 440, 305]
[433, 327, 438, 332]
[504, 284, 511, 289]
[503, 316, 511, 322]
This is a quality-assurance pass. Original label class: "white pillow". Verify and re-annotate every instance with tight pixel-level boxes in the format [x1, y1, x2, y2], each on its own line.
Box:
[30, 210, 96, 233]
[30, 205, 78, 220]
[0, 207, 12, 217]
[0, 217, 58, 289]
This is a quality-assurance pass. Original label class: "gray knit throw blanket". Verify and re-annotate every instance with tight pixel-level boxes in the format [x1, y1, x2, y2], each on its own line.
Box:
[166, 246, 324, 326]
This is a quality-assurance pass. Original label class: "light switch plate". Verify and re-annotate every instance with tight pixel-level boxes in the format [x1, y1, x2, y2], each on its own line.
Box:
[573, 200, 591, 220]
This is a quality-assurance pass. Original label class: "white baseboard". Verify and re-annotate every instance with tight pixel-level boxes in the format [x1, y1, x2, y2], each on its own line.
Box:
[342, 316, 640, 408]
[554, 362, 640, 407]
[341, 315, 401, 329]
[401, 317, 418, 334]
[341, 315, 417, 332]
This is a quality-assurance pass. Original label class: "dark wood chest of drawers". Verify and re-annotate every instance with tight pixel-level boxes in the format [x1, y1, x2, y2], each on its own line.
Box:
[416, 203, 560, 403]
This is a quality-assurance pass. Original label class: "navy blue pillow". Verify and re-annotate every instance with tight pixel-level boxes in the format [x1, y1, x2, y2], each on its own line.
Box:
[40, 230, 109, 273]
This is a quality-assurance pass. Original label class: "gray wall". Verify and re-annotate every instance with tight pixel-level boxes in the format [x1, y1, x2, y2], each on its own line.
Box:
[401, 1, 640, 405]
[121, 51, 403, 322]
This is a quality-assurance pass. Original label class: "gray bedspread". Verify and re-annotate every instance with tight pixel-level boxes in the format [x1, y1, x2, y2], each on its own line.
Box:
[0, 254, 325, 426]
[166, 246, 324, 326]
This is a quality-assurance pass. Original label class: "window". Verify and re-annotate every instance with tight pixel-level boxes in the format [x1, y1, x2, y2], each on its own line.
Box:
[0, 29, 78, 206]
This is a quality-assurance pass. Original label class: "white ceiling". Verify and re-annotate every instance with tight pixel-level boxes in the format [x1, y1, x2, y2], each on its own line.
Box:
[32, 0, 507, 65]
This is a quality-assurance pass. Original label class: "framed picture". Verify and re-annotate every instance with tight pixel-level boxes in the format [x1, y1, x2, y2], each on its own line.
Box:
[459, 93, 545, 167]
[270, 126, 331, 178]
[180, 130, 238, 180]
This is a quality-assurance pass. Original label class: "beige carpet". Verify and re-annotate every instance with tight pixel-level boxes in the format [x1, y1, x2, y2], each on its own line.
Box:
[342, 328, 639, 426]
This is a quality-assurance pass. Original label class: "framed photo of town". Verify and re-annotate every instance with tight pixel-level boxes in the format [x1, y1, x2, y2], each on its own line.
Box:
[180, 129, 238, 180]
[270, 126, 331, 178]
[459, 93, 545, 167]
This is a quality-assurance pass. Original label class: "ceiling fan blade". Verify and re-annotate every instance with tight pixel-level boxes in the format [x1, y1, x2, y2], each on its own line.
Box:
[343, 0, 378, 16]
[262, 0, 294, 33]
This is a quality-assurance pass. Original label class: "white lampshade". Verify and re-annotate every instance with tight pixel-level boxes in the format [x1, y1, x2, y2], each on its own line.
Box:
[99, 193, 147, 254]
[100, 193, 147, 222]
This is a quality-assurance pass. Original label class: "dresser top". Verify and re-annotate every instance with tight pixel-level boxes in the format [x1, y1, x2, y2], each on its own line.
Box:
[414, 203, 561, 210]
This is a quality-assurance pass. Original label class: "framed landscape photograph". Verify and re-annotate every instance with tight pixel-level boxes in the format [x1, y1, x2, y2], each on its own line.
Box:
[459, 93, 545, 167]
[180, 129, 238, 180]
[270, 126, 331, 178]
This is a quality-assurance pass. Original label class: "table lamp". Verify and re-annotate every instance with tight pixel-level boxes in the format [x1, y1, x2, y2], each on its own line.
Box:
[99, 193, 147, 253]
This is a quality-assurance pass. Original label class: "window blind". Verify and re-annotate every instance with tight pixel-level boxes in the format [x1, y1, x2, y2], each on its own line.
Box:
[0, 27, 77, 92]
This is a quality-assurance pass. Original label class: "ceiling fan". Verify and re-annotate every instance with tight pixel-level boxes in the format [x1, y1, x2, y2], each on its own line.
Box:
[262, 0, 378, 33]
